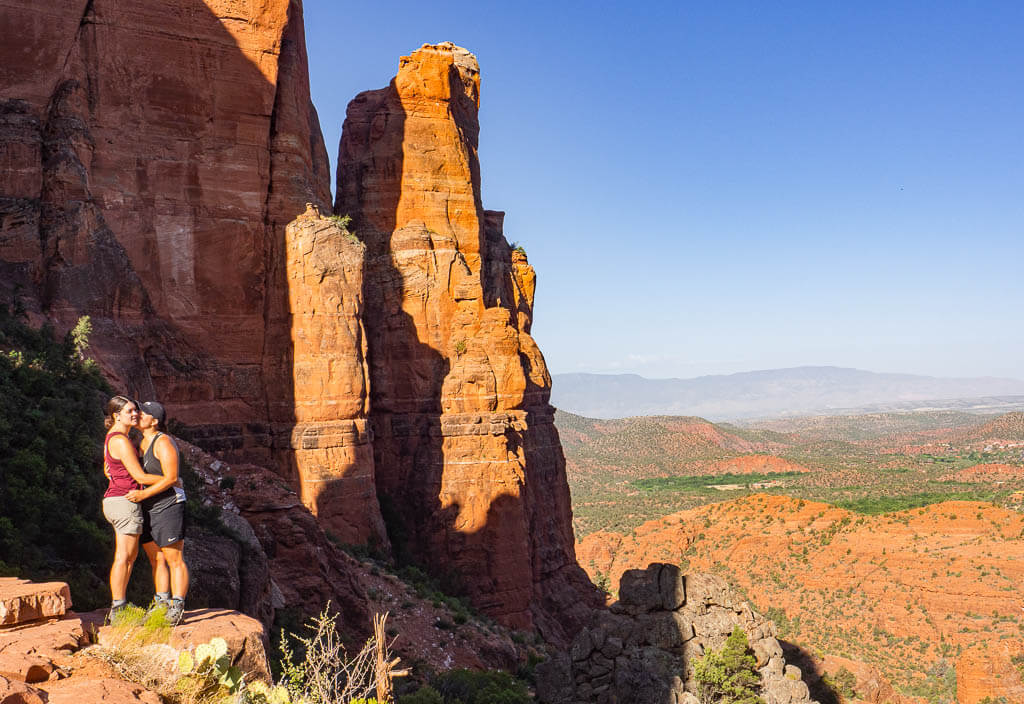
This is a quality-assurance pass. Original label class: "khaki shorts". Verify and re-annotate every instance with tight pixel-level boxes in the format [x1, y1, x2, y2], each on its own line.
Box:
[103, 496, 143, 535]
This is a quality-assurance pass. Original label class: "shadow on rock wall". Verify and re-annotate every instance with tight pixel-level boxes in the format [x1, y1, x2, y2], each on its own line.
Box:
[0, 0, 334, 477]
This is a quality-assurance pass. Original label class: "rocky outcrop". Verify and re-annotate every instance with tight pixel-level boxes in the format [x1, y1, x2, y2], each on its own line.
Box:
[336, 42, 600, 642]
[0, 578, 272, 703]
[178, 439, 371, 631]
[536, 564, 819, 704]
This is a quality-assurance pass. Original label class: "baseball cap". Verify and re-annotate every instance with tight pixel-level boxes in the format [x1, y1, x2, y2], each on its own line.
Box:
[140, 401, 166, 424]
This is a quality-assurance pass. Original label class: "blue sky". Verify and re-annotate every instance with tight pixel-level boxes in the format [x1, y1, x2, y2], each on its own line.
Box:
[304, 1, 1024, 381]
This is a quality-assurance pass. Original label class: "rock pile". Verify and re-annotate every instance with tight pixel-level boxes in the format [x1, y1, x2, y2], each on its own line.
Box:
[536, 564, 819, 704]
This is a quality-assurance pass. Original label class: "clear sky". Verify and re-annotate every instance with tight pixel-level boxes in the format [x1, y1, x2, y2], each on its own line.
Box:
[303, 1, 1024, 381]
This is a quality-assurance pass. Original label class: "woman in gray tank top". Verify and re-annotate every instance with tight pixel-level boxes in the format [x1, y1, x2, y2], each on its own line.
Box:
[125, 401, 189, 625]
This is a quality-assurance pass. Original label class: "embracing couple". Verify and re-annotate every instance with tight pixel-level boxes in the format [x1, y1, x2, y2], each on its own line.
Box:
[101, 395, 189, 624]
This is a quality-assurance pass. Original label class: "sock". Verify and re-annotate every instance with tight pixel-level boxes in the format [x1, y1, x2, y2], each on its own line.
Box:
[111, 598, 127, 608]
[170, 597, 184, 606]
[156, 591, 171, 603]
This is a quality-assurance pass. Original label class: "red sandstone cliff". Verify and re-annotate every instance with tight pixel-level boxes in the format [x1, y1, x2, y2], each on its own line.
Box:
[0, 0, 328, 447]
[336, 43, 601, 642]
[0, 0, 384, 545]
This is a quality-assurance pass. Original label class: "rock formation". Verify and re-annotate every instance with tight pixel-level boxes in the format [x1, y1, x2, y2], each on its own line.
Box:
[276, 204, 385, 546]
[0, 0, 333, 468]
[336, 42, 600, 642]
[536, 564, 820, 704]
[956, 640, 1024, 704]
[2, 0, 594, 642]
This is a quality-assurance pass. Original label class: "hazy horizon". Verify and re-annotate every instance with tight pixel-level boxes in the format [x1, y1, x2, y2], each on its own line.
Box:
[554, 365, 1024, 384]
[304, 1, 1024, 381]
[549, 366, 1024, 420]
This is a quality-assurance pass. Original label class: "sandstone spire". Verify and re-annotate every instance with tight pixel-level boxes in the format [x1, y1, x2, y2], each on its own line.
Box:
[337, 42, 601, 641]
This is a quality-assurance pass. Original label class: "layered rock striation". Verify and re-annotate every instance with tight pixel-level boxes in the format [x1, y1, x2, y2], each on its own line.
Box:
[336, 42, 600, 641]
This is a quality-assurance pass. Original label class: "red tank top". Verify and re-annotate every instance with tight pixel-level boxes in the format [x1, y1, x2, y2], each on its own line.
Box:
[103, 431, 142, 498]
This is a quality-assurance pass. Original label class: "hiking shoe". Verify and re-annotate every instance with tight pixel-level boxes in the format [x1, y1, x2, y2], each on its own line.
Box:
[166, 599, 185, 626]
[144, 598, 169, 620]
[105, 602, 131, 625]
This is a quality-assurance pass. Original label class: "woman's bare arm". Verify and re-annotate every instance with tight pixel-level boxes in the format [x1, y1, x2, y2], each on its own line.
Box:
[129, 435, 180, 501]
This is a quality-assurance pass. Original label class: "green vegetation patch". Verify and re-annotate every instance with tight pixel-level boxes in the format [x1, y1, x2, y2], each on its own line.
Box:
[633, 471, 806, 493]
[399, 669, 530, 704]
[835, 489, 1012, 515]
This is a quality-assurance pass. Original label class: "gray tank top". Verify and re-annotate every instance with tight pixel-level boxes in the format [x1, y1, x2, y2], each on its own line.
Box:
[142, 433, 184, 512]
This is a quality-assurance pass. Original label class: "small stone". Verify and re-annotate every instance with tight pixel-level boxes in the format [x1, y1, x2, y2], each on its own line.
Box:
[571, 629, 594, 662]
[762, 655, 785, 677]
[600, 636, 623, 658]
[752, 637, 783, 668]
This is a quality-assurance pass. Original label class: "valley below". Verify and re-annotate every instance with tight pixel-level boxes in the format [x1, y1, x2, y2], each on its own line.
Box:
[560, 409, 1024, 703]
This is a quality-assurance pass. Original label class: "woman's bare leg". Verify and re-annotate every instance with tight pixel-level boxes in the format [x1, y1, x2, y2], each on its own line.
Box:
[110, 533, 139, 601]
[142, 541, 170, 596]
[161, 541, 189, 598]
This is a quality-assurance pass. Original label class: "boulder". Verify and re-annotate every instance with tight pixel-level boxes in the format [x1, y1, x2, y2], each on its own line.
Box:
[168, 609, 270, 682]
[0, 675, 46, 704]
[0, 580, 70, 626]
[39, 677, 161, 704]
[618, 565, 665, 612]
[94, 608, 270, 684]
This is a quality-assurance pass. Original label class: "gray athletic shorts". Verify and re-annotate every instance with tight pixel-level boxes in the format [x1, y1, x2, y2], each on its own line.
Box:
[102, 496, 143, 535]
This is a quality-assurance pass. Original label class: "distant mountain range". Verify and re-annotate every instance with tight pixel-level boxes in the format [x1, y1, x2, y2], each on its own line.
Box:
[550, 366, 1024, 420]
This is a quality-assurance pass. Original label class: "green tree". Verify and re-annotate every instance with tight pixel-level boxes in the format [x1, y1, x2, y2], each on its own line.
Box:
[693, 626, 765, 704]
[70, 315, 92, 360]
[0, 305, 112, 605]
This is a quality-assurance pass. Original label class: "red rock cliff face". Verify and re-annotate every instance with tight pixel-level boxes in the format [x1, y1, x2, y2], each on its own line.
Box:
[336, 43, 600, 642]
[0, 0, 325, 434]
[0, 0, 386, 542]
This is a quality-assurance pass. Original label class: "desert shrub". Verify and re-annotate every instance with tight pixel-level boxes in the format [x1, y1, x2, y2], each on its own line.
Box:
[394, 566, 475, 626]
[278, 607, 406, 704]
[92, 618, 270, 704]
[425, 669, 529, 704]
[821, 666, 856, 700]
[397, 686, 443, 704]
[693, 626, 764, 704]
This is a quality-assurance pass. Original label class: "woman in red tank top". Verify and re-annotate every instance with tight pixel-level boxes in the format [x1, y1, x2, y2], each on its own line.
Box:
[101, 395, 165, 619]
